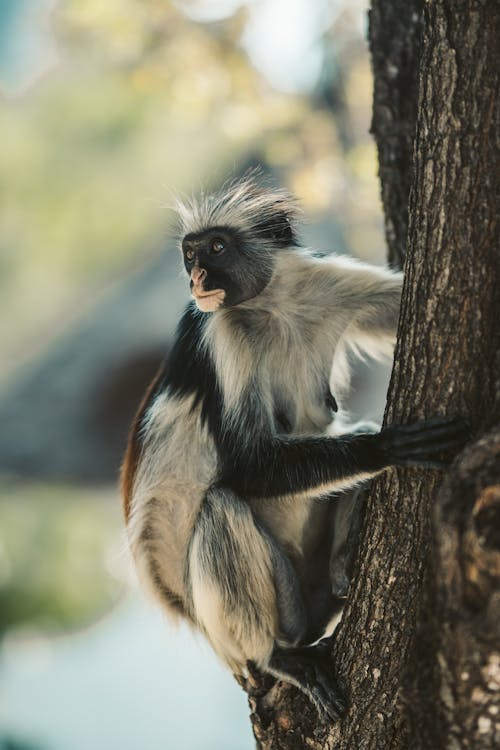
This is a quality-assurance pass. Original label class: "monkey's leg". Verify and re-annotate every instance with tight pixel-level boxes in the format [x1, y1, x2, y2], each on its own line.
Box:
[295, 487, 366, 646]
[296, 506, 344, 645]
[329, 486, 366, 598]
[187, 487, 349, 719]
[267, 641, 347, 721]
[187, 487, 306, 673]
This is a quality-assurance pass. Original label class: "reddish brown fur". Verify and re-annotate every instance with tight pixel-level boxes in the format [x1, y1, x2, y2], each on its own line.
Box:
[121, 363, 190, 617]
[120, 366, 165, 522]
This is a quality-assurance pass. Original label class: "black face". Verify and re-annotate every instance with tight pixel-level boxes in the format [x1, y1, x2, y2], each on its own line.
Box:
[182, 226, 273, 308]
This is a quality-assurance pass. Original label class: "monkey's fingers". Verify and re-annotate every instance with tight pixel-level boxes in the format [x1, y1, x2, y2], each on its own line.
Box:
[383, 417, 470, 445]
[385, 416, 469, 435]
[307, 665, 347, 722]
[380, 417, 470, 465]
[392, 435, 469, 458]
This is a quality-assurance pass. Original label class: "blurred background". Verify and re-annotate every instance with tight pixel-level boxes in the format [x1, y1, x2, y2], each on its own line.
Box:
[0, 1, 387, 748]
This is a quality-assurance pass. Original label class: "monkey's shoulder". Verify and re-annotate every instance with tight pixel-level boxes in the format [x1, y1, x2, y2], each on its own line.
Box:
[141, 303, 223, 439]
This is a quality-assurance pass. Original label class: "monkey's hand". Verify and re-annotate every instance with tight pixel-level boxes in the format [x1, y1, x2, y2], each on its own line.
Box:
[268, 643, 347, 723]
[376, 416, 470, 470]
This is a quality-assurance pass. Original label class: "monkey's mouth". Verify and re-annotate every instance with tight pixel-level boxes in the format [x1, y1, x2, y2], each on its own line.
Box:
[192, 288, 226, 312]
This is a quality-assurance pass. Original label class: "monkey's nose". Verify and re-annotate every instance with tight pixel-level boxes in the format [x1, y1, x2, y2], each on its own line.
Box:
[191, 266, 207, 285]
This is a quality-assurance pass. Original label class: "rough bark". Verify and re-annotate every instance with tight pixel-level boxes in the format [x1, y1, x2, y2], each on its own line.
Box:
[404, 2, 500, 746]
[245, 1, 500, 748]
[429, 432, 500, 749]
[368, 0, 423, 269]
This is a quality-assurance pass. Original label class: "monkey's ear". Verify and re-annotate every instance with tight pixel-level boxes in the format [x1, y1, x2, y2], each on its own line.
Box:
[255, 210, 295, 247]
[270, 214, 293, 245]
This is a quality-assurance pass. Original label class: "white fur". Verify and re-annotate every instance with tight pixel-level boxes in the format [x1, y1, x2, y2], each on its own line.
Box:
[205, 249, 401, 438]
[128, 393, 217, 609]
[202, 249, 400, 598]
[192, 289, 226, 312]
[188, 494, 278, 671]
[175, 169, 299, 240]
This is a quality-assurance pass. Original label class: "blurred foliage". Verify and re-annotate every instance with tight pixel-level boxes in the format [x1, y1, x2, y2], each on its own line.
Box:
[0, 0, 383, 639]
[0, 0, 382, 381]
[0, 483, 122, 637]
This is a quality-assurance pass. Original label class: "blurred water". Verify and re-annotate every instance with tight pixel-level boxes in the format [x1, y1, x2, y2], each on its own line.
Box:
[0, 595, 254, 750]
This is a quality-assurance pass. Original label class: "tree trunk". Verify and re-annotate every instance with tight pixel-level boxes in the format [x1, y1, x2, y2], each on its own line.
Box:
[368, 0, 423, 269]
[246, 1, 500, 748]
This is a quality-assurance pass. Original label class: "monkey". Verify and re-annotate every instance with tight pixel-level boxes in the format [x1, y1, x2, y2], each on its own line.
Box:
[121, 171, 469, 721]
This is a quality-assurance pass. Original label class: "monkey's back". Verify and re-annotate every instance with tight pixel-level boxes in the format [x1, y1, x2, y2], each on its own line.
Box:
[125, 387, 218, 617]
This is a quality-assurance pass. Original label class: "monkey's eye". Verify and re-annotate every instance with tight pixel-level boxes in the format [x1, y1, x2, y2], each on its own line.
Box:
[185, 248, 195, 261]
[211, 238, 225, 254]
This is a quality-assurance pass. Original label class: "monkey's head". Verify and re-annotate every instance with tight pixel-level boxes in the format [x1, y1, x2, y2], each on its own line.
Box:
[175, 170, 300, 312]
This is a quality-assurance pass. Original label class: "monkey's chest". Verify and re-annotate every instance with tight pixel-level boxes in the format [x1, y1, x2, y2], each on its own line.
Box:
[265, 354, 335, 436]
[273, 393, 334, 435]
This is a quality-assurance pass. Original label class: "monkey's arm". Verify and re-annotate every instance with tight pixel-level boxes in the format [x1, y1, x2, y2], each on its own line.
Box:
[325, 256, 403, 352]
[219, 415, 468, 499]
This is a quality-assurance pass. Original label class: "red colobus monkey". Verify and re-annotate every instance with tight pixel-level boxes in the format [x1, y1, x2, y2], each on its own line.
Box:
[122, 172, 468, 719]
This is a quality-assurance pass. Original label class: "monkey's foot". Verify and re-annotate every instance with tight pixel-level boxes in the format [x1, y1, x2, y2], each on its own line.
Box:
[268, 644, 347, 722]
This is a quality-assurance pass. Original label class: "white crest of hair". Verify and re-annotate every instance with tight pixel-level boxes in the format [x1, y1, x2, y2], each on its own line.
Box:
[174, 168, 300, 239]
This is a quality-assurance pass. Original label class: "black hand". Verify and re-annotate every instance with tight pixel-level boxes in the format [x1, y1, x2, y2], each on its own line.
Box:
[377, 416, 471, 469]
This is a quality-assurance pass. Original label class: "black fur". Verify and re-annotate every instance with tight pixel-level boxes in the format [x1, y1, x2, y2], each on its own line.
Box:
[160, 303, 223, 432]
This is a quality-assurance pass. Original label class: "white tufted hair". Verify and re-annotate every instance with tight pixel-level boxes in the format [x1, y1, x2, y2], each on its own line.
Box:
[174, 168, 301, 240]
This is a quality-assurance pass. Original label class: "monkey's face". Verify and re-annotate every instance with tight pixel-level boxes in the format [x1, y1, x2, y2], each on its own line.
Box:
[181, 227, 274, 312]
